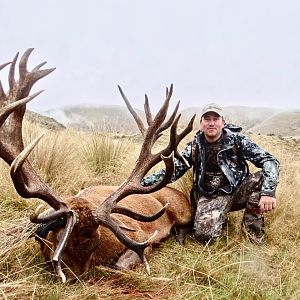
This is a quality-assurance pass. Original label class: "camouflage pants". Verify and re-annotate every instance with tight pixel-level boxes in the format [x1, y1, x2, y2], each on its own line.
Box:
[193, 171, 264, 243]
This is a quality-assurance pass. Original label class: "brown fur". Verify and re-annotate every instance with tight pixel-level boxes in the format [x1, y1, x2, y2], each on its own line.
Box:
[38, 186, 192, 277]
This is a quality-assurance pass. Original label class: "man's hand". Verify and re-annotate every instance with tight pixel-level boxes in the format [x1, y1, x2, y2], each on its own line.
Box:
[259, 196, 276, 213]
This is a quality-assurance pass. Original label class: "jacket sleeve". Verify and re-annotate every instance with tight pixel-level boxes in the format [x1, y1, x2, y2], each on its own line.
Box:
[237, 134, 280, 196]
[141, 142, 194, 186]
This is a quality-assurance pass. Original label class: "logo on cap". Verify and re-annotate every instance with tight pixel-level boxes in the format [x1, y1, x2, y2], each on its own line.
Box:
[201, 103, 223, 117]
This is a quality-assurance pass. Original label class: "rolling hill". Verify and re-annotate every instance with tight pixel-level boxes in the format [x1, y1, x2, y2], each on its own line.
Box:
[25, 111, 65, 131]
[39, 104, 300, 138]
[42, 105, 146, 133]
[249, 110, 300, 137]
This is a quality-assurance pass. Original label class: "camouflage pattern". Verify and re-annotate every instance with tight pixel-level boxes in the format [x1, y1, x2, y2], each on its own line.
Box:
[142, 125, 280, 244]
[193, 171, 264, 244]
[142, 125, 280, 197]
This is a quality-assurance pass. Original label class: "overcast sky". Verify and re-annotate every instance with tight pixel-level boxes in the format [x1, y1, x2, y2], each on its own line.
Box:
[1, 0, 299, 113]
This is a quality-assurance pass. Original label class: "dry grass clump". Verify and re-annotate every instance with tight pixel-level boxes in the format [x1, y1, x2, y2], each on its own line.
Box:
[81, 131, 133, 185]
[0, 129, 299, 299]
[20, 122, 135, 195]
[22, 121, 92, 195]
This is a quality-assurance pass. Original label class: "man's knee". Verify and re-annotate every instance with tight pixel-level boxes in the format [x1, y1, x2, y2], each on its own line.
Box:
[193, 210, 226, 244]
[243, 171, 263, 191]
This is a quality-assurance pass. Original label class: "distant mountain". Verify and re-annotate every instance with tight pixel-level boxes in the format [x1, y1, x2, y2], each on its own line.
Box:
[180, 106, 300, 138]
[180, 106, 282, 131]
[42, 105, 145, 133]
[249, 110, 300, 137]
[223, 106, 282, 131]
[40, 104, 300, 138]
[25, 110, 65, 130]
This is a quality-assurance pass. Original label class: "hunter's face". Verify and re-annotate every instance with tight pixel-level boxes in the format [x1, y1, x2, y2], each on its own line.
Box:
[200, 112, 225, 142]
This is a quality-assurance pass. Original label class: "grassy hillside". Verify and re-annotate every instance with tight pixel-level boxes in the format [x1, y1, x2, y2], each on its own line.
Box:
[43, 105, 145, 133]
[0, 121, 299, 299]
[25, 111, 66, 131]
[42, 104, 300, 138]
[249, 110, 300, 137]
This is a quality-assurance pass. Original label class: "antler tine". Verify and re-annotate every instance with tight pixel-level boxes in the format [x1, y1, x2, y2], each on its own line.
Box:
[129, 84, 173, 147]
[10, 133, 44, 190]
[0, 62, 11, 71]
[0, 91, 43, 127]
[9, 126, 70, 216]
[112, 203, 169, 222]
[157, 100, 180, 136]
[169, 113, 196, 168]
[52, 212, 77, 283]
[140, 151, 175, 192]
[0, 62, 11, 99]
[33, 61, 47, 71]
[176, 113, 196, 144]
[8, 52, 18, 92]
[144, 94, 153, 127]
[138, 111, 194, 180]
[147, 84, 173, 136]
[118, 85, 146, 136]
[93, 84, 194, 274]
[18, 49, 56, 97]
[19, 48, 33, 78]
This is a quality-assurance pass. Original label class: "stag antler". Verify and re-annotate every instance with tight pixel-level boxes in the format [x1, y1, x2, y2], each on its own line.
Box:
[1, 50, 195, 279]
[92, 84, 196, 273]
[0, 49, 76, 282]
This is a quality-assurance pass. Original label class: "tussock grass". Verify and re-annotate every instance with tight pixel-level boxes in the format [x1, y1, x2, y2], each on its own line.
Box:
[81, 131, 132, 185]
[22, 122, 91, 195]
[0, 127, 299, 299]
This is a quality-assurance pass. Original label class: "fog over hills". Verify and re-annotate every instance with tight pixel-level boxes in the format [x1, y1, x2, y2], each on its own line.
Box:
[25, 111, 65, 131]
[40, 104, 300, 138]
[42, 105, 146, 132]
[179, 106, 283, 130]
[249, 110, 300, 137]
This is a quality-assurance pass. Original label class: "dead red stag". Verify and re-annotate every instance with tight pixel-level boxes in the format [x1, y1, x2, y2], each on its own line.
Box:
[0, 49, 195, 282]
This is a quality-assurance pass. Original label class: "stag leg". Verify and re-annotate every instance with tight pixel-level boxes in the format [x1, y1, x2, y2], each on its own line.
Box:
[173, 224, 193, 245]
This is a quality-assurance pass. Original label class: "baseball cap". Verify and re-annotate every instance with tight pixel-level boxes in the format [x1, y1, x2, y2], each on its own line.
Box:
[201, 103, 223, 118]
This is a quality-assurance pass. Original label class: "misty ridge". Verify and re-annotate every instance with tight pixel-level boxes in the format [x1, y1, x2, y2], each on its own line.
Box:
[26, 104, 300, 139]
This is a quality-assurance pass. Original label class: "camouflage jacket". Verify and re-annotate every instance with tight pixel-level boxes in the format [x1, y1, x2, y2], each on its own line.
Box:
[142, 125, 280, 197]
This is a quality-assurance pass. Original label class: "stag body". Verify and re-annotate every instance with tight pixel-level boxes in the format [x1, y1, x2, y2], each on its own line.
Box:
[0, 49, 195, 281]
[38, 186, 191, 276]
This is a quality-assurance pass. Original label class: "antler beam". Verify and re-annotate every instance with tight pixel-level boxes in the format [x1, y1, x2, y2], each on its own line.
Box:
[93, 84, 195, 273]
[0, 49, 75, 282]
